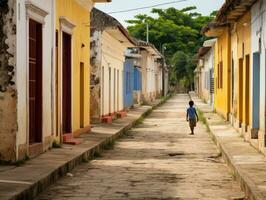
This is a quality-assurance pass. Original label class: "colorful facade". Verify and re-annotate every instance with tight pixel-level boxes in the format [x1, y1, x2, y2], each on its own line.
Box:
[201, 0, 261, 151]
[123, 59, 135, 109]
[195, 39, 216, 108]
[0, 0, 110, 162]
[0, 0, 54, 162]
[90, 8, 135, 123]
[55, 0, 92, 143]
[251, 0, 266, 153]
[205, 27, 231, 119]
[138, 41, 164, 103]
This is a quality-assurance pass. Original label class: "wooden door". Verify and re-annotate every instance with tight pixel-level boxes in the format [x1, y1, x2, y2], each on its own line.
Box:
[239, 58, 243, 124]
[109, 67, 111, 115]
[55, 30, 59, 136]
[245, 55, 250, 126]
[117, 70, 119, 111]
[114, 68, 116, 112]
[80, 62, 84, 128]
[62, 32, 72, 134]
[29, 19, 43, 144]
[101, 66, 104, 116]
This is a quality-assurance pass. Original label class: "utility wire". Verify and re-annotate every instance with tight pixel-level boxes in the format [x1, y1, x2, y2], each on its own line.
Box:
[108, 0, 189, 14]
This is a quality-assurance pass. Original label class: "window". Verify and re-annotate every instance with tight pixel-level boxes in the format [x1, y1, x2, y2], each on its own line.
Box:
[217, 61, 223, 89]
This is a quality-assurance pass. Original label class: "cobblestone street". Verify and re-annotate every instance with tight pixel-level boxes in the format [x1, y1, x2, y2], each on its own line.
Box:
[36, 94, 244, 200]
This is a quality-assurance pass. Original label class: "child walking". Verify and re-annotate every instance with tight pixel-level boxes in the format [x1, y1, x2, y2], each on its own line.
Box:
[186, 100, 199, 135]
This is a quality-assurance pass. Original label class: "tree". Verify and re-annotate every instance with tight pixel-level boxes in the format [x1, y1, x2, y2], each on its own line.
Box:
[127, 7, 215, 89]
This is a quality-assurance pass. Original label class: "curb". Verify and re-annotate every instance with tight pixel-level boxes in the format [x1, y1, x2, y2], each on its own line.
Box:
[193, 97, 263, 200]
[11, 99, 164, 200]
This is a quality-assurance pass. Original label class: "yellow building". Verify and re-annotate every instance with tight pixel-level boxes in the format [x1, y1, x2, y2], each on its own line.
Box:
[203, 0, 254, 139]
[235, 12, 251, 136]
[204, 25, 231, 120]
[55, 0, 109, 143]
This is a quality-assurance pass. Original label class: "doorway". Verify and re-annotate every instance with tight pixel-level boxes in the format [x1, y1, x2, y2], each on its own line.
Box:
[239, 58, 243, 126]
[117, 70, 119, 111]
[62, 32, 72, 134]
[80, 62, 84, 128]
[29, 19, 43, 144]
[231, 57, 234, 111]
[252, 52, 260, 137]
[114, 68, 116, 112]
[101, 66, 104, 116]
[245, 55, 250, 127]
[109, 67, 111, 115]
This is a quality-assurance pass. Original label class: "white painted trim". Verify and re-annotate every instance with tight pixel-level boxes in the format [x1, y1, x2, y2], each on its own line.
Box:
[59, 16, 75, 133]
[25, 17, 45, 147]
[59, 17, 76, 35]
[25, 1, 49, 24]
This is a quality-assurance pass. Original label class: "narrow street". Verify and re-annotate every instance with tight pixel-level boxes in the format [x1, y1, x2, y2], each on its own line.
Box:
[37, 94, 244, 200]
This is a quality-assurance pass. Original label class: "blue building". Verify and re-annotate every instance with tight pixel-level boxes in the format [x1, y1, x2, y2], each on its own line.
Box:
[123, 59, 134, 109]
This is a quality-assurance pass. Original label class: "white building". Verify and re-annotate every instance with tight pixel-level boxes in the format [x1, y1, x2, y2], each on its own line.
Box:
[0, 0, 54, 161]
[195, 39, 216, 108]
[202, 39, 216, 107]
[90, 8, 135, 123]
[251, 0, 266, 154]
[138, 41, 163, 103]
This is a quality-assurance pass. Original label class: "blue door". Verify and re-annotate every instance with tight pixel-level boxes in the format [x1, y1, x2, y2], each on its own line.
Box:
[123, 59, 134, 109]
[134, 67, 142, 91]
[252, 52, 260, 131]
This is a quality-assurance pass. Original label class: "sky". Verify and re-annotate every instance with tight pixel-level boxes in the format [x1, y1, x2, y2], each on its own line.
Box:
[96, 0, 225, 27]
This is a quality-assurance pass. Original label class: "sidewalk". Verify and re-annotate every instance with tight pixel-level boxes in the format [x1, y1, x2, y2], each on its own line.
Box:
[190, 93, 266, 200]
[0, 100, 161, 200]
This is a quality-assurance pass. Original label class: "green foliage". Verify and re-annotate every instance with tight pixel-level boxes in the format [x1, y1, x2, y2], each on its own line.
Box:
[127, 7, 215, 88]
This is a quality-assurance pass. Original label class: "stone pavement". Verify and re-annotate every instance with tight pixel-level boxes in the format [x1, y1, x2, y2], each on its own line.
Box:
[36, 94, 244, 200]
[0, 100, 161, 200]
[191, 93, 266, 200]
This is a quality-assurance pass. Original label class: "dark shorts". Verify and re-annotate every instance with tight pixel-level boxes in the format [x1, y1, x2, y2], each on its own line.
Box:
[189, 119, 197, 128]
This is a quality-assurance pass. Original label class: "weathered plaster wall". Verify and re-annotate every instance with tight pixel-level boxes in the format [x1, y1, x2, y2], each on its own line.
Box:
[202, 47, 215, 105]
[251, 0, 266, 152]
[101, 31, 125, 116]
[90, 29, 126, 120]
[0, 0, 17, 162]
[140, 50, 148, 101]
[90, 30, 102, 122]
[231, 30, 238, 120]
[146, 53, 157, 102]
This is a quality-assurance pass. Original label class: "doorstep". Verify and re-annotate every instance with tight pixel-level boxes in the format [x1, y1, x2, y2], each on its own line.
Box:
[0, 100, 161, 200]
[190, 93, 266, 200]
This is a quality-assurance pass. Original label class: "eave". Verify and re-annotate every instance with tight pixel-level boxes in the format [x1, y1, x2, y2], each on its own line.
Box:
[202, 22, 229, 37]
[216, 0, 257, 23]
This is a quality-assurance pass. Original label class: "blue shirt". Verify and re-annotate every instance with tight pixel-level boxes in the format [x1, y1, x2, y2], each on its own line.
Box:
[187, 107, 197, 120]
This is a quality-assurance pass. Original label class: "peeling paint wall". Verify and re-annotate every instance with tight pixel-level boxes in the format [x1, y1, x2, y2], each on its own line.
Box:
[0, 0, 17, 162]
[90, 30, 102, 122]
[0, 0, 16, 92]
